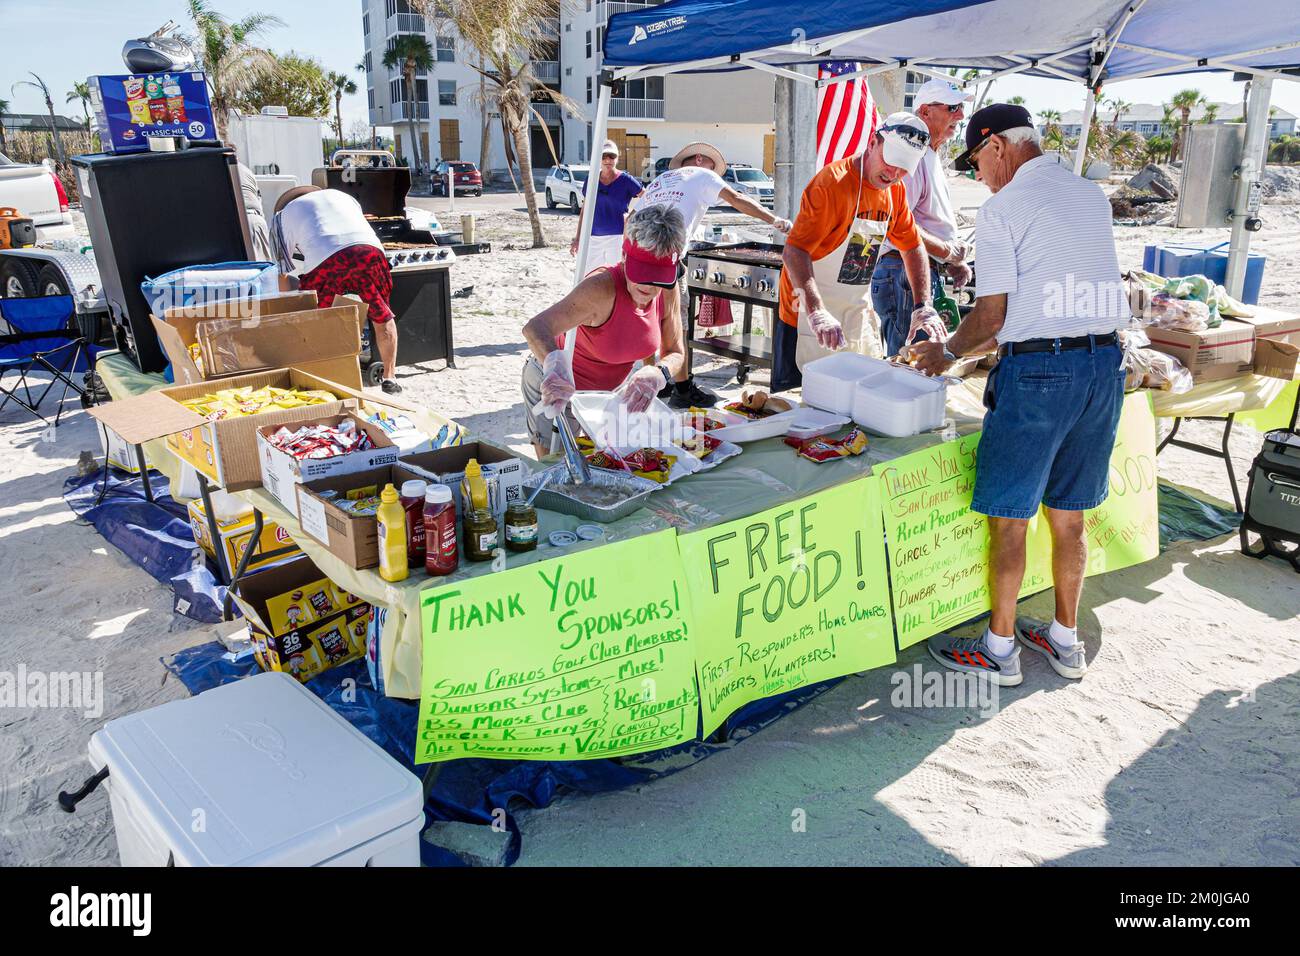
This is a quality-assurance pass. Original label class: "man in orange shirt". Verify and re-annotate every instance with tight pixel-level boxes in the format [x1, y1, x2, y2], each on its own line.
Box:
[778, 113, 940, 387]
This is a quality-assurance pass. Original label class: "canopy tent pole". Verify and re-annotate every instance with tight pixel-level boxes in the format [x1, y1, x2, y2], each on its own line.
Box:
[572, 75, 614, 292]
[1073, 86, 1097, 175]
[1224, 76, 1274, 299]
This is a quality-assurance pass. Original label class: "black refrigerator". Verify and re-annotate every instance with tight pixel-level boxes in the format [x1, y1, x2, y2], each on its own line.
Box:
[72, 147, 252, 373]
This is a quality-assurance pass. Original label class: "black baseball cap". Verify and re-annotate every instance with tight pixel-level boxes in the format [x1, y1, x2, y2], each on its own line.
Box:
[954, 103, 1034, 171]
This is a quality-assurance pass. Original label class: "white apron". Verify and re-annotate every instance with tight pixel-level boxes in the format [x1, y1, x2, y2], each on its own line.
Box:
[796, 157, 889, 368]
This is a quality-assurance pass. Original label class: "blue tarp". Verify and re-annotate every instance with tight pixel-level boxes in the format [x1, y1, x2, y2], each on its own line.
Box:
[604, 0, 1300, 83]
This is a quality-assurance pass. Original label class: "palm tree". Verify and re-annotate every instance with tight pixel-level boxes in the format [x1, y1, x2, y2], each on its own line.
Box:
[1145, 135, 1173, 165]
[420, 0, 581, 248]
[327, 71, 358, 144]
[1106, 97, 1132, 130]
[382, 34, 434, 177]
[66, 81, 92, 129]
[11, 73, 66, 164]
[0, 97, 9, 153]
[185, 0, 283, 141]
[1170, 88, 1205, 161]
[1270, 134, 1300, 164]
[1109, 129, 1142, 169]
[1201, 102, 1220, 125]
[1006, 95, 1026, 107]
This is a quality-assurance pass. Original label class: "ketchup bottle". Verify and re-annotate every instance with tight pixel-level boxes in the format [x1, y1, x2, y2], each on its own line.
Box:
[399, 479, 427, 569]
[424, 484, 458, 575]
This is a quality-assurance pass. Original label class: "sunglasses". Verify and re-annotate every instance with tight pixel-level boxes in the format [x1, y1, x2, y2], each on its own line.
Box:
[601, 153, 617, 160]
[879, 122, 931, 148]
[943, 102, 965, 113]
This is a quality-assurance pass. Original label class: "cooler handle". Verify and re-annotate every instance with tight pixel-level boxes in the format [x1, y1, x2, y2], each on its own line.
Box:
[57, 766, 109, 813]
[1266, 472, 1300, 491]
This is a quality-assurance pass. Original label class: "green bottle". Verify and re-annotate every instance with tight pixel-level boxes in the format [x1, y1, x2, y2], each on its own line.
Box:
[935, 292, 962, 333]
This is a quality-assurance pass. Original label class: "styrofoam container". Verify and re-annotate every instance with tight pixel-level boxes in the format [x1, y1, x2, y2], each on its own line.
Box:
[851, 361, 948, 437]
[785, 407, 853, 441]
[802, 352, 882, 415]
[88, 672, 424, 866]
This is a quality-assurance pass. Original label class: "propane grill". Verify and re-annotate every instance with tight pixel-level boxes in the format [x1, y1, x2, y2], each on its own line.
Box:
[682, 241, 787, 385]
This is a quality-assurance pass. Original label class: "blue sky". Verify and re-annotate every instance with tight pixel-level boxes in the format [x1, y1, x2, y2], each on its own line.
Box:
[4, 0, 1299, 133]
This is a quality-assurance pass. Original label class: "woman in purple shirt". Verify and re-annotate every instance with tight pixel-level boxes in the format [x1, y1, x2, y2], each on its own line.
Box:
[570, 140, 643, 272]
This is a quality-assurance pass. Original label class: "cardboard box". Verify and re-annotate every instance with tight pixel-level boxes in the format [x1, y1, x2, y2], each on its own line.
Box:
[1145, 323, 1256, 383]
[258, 412, 401, 518]
[294, 464, 426, 570]
[151, 291, 365, 386]
[1219, 309, 1300, 380]
[399, 442, 525, 523]
[230, 556, 371, 682]
[87, 367, 361, 491]
[188, 498, 301, 575]
[100, 425, 152, 474]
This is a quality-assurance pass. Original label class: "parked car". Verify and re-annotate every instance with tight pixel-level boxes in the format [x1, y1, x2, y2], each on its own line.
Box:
[640, 156, 671, 185]
[722, 164, 775, 208]
[544, 165, 588, 212]
[431, 160, 483, 197]
[0, 152, 75, 243]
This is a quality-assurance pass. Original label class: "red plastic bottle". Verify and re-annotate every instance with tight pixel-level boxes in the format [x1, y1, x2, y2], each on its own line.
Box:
[399, 479, 427, 569]
[424, 484, 458, 576]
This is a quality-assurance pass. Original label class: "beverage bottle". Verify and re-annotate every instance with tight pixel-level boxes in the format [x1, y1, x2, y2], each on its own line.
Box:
[424, 484, 458, 576]
[376, 483, 409, 583]
[399, 479, 427, 569]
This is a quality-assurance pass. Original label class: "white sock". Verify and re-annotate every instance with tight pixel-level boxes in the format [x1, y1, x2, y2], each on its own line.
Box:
[984, 627, 1015, 657]
[1049, 619, 1078, 647]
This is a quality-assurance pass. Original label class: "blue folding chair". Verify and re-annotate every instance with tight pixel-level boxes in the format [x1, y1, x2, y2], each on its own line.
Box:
[0, 295, 91, 427]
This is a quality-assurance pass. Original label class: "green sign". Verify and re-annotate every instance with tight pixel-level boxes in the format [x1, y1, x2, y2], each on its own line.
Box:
[1080, 392, 1161, 577]
[679, 480, 896, 737]
[415, 530, 699, 764]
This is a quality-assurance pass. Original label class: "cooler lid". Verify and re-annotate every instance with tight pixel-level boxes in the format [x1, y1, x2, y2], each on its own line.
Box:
[89, 672, 423, 866]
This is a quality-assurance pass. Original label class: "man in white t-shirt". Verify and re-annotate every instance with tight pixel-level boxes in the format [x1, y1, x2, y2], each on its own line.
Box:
[272, 186, 402, 395]
[635, 142, 792, 407]
[871, 78, 973, 357]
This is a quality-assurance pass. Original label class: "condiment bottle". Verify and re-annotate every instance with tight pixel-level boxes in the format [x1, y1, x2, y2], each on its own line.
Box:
[399, 479, 428, 569]
[376, 483, 409, 582]
[463, 458, 489, 511]
[504, 501, 538, 553]
[464, 507, 498, 562]
[424, 484, 458, 576]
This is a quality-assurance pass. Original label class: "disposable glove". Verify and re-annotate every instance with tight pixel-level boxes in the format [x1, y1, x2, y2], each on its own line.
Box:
[945, 260, 973, 290]
[943, 238, 970, 264]
[773, 217, 793, 234]
[533, 350, 575, 420]
[807, 308, 846, 351]
[621, 365, 665, 414]
[907, 304, 948, 346]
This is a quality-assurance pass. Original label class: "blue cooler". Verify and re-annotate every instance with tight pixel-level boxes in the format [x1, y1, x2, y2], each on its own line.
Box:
[1142, 242, 1266, 304]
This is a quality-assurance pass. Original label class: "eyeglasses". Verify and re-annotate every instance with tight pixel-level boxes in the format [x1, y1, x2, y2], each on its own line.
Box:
[601, 153, 617, 160]
[879, 123, 931, 148]
[944, 102, 965, 114]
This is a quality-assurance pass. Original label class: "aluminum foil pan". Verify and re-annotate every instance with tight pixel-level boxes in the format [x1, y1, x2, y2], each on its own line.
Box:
[524, 464, 658, 523]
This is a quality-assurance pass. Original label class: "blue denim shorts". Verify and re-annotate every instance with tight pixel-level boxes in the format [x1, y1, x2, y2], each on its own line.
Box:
[971, 341, 1126, 520]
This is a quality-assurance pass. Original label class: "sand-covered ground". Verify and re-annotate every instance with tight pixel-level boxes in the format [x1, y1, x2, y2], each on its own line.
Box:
[1, 175, 1297, 866]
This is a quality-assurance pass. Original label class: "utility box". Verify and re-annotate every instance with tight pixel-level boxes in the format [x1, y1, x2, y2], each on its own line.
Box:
[1177, 123, 1246, 228]
[226, 111, 325, 189]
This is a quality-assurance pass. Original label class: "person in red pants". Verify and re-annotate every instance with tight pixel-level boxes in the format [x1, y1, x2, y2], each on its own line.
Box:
[271, 185, 402, 394]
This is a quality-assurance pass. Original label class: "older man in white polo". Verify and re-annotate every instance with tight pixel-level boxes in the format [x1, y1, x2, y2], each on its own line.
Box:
[909, 103, 1127, 686]
[871, 78, 974, 356]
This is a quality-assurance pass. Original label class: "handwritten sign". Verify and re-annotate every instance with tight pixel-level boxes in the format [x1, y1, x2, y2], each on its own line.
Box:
[679, 480, 895, 737]
[1081, 392, 1160, 576]
[415, 530, 698, 764]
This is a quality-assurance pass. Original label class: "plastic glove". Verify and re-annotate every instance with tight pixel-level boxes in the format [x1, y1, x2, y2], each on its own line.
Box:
[945, 260, 973, 290]
[621, 365, 664, 414]
[773, 217, 793, 234]
[532, 350, 575, 420]
[807, 308, 846, 351]
[907, 304, 948, 346]
[943, 238, 970, 264]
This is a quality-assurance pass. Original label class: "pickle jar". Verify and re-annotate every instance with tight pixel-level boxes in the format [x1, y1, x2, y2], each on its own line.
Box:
[464, 507, 499, 562]
[504, 502, 539, 553]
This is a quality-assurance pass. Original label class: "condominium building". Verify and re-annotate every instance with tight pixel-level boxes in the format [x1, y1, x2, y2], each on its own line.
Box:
[1047, 102, 1298, 141]
[360, 0, 776, 178]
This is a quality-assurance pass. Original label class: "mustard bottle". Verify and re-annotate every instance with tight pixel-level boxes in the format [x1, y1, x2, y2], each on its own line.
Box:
[463, 458, 489, 512]
[376, 483, 409, 583]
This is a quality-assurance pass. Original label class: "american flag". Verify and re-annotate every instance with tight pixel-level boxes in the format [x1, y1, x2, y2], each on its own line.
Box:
[817, 61, 878, 168]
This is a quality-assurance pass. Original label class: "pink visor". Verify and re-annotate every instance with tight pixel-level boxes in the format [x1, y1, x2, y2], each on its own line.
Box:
[622, 236, 681, 286]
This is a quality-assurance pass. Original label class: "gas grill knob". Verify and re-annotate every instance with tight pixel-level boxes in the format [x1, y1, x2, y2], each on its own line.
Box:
[710, 271, 726, 284]
[692, 267, 706, 280]
[756, 278, 772, 293]
[734, 275, 751, 289]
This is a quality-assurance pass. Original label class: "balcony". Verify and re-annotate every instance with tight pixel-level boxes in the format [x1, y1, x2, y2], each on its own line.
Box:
[530, 102, 562, 125]
[609, 97, 664, 120]
[538, 17, 560, 40]
[532, 59, 560, 84]
[387, 12, 428, 35]
[391, 101, 431, 121]
[597, 1, 659, 27]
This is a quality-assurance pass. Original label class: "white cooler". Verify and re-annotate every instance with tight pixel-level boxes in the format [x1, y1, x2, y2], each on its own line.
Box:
[88, 672, 424, 866]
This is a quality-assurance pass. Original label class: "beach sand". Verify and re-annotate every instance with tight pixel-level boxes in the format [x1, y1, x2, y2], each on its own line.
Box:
[1, 179, 1297, 865]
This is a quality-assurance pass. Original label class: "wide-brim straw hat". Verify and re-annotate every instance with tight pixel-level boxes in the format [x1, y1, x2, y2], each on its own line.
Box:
[669, 142, 727, 177]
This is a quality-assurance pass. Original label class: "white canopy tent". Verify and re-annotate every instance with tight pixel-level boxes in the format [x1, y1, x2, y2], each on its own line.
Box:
[568, 0, 1300, 301]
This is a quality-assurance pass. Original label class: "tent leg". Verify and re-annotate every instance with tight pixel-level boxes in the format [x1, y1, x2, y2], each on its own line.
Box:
[1073, 86, 1096, 176]
[572, 77, 613, 289]
[1224, 77, 1273, 300]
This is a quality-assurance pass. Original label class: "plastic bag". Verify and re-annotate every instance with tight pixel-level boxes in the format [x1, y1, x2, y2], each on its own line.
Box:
[1147, 293, 1211, 332]
[1127, 347, 1194, 394]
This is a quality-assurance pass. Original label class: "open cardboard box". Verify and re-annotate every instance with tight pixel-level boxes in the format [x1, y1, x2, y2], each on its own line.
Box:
[1222, 309, 1300, 380]
[295, 463, 428, 570]
[88, 367, 367, 491]
[1145, 322, 1256, 383]
[257, 411, 401, 518]
[399, 442, 525, 522]
[151, 291, 364, 386]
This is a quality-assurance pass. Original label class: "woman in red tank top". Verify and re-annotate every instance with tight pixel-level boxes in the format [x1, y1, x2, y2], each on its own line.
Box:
[522, 204, 690, 456]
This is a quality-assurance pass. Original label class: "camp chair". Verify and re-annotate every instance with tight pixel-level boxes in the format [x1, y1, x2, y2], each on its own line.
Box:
[0, 295, 90, 427]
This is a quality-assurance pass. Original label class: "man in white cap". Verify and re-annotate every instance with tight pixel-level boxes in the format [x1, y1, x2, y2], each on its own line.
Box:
[636, 141, 792, 407]
[779, 113, 939, 373]
[871, 79, 974, 357]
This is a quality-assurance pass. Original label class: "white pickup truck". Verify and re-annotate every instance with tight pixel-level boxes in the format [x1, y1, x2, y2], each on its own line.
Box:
[0, 151, 75, 242]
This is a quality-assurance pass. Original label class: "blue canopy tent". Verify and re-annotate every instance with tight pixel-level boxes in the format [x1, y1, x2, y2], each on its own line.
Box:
[568, 0, 1300, 299]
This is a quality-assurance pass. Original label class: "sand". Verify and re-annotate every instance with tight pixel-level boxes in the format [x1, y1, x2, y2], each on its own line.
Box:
[1, 176, 1297, 866]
